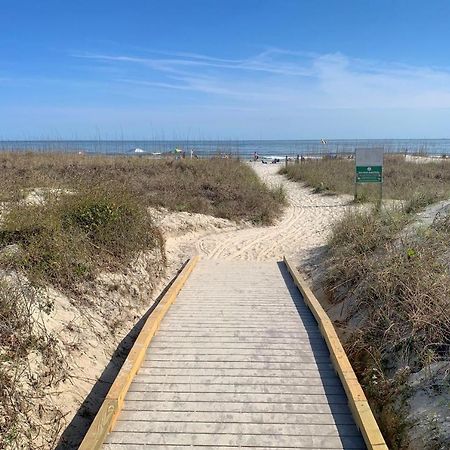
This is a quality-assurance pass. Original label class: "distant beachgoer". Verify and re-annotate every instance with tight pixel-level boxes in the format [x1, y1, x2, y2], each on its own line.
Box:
[253, 151, 259, 161]
[190, 149, 194, 159]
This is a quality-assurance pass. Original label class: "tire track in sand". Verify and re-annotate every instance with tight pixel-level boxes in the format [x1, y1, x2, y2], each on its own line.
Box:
[193, 163, 351, 262]
[170, 163, 351, 261]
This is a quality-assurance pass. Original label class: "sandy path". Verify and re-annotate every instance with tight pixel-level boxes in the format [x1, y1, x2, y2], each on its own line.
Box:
[164, 163, 351, 269]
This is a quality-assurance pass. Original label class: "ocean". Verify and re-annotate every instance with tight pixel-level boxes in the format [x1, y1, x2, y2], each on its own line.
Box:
[1, 139, 450, 158]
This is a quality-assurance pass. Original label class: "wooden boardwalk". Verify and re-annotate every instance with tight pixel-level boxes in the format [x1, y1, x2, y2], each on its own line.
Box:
[103, 259, 366, 449]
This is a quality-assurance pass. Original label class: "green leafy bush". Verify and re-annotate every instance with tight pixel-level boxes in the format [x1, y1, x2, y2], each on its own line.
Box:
[0, 186, 163, 288]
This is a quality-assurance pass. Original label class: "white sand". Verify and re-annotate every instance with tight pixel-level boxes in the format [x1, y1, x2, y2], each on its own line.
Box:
[164, 163, 351, 269]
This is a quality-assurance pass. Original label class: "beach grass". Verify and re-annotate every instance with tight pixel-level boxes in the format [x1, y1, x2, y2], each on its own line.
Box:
[0, 152, 285, 289]
[0, 152, 285, 224]
[279, 155, 450, 211]
[0, 184, 164, 288]
[0, 280, 68, 448]
[324, 206, 450, 448]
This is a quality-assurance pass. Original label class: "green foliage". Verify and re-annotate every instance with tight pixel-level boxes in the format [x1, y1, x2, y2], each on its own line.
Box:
[404, 191, 439, 214]
[66, 201, 120, 233]
[328, 208, 408, 256]
[280, 158, 354, 195]
[0, 186, 163, 288]
[327, 208, 450, 364]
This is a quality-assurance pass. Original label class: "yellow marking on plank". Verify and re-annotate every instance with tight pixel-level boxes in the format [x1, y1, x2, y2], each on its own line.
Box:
[79, 256, 200, 450]
[283, 257, 388, 450]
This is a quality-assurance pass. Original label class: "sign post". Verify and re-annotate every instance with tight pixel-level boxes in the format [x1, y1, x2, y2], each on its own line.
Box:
[355, 148, 384, 207]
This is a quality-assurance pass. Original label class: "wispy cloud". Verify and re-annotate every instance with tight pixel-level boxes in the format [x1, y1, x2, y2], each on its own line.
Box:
[73, 48, 450, 109]
[75, 49, 315, 77]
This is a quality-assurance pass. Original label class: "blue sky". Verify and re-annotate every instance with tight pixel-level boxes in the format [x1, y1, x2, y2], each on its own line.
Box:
[1, 0, 450, 139]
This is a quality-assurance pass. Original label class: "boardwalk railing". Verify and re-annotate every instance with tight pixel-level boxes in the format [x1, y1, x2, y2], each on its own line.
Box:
[79, 256, 199, 450]
[79, 256, 387, 450]
[284, 257, 388, 450]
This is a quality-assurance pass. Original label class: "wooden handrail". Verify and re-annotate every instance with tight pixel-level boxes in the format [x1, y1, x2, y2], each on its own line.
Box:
[78, 255, 200, 450]
[284, 257, 388, 450]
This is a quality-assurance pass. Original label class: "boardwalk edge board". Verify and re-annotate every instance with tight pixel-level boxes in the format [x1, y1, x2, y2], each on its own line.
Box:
[78, 255, 200, 450]
[283, 257, 388, 450]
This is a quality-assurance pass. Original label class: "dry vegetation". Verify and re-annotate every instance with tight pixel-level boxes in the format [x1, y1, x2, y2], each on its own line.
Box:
[0, 186, 163, 289]
[0, 281, 67, 449]
[0, 152, 285, 224]
[280, 155, 450, 211]
[280, 155, 450, 448]
[0, 152, 285, 449]
[325, 208, 450, 449]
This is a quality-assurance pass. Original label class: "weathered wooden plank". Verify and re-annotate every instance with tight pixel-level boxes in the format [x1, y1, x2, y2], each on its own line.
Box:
[121, 400, 352, 414]
[117, 374, 344, 386]
[139, 360, 332, 370]
[124, 391, 349, 404]
[143, 353, 328, 362]
[105, 431, 366, 448]
[127, 381, 345, 395]
[116, 410, 356, 425]
[104, 446, 356, 450]
[113, 421, 362, 436]
[136, 367, 336, 377]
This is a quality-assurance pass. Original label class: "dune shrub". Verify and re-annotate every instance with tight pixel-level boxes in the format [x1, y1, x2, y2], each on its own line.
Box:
[0, 153, 285, 225]
[0, 185, 163, 289]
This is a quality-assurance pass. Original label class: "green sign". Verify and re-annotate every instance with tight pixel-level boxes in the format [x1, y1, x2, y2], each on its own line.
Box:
[356, 165, 382, 183]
